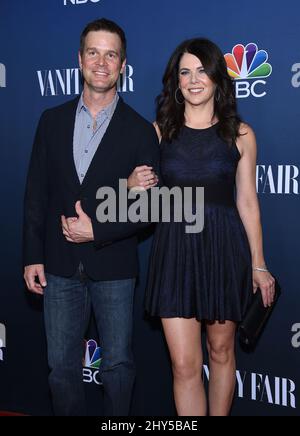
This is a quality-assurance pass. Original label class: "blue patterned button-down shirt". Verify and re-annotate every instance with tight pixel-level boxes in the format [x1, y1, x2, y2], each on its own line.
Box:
[73, 92, 119, 184]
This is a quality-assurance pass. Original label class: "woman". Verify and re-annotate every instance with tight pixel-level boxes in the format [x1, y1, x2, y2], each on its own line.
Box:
[143, 38, 275, 416]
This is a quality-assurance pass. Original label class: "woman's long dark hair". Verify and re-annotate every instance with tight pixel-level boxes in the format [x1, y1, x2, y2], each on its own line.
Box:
[156, 38, 242, 144]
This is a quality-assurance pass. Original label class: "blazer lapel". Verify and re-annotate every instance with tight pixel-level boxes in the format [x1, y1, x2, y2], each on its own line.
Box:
[60, 97, 81, 191]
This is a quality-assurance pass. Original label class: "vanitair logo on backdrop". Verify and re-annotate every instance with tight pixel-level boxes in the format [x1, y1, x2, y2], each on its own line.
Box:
[225, 43, 272, 98]
[203, 365, 296, 409]
[0, 63, 6, 88]
[256, 165, 299, 194]
[83, 339, 102, 385]
[37, 65, 134, 96]
[64, 0, 101, 5]
[0, 323, 6, 361]
[291, 63, 300, 87]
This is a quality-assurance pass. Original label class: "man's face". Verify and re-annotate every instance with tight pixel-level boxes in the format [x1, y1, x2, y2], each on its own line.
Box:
[79, 30, 126, 94]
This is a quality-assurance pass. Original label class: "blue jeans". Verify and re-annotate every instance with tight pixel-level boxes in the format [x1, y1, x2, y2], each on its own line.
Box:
[44, 267, 136, 416]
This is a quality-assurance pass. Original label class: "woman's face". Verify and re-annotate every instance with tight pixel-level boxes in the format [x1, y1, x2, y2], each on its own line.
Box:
[178, 52, 216, 107]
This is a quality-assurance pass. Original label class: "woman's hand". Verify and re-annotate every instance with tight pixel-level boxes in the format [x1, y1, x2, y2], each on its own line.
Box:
[253, 270, 276, 307]
[127, 165, 159, 190]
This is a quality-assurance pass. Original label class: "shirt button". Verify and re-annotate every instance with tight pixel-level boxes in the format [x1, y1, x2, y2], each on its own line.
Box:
[87, 124, 90, 129]
[85, 150, 88, 154]
[81, 174, 84, 178]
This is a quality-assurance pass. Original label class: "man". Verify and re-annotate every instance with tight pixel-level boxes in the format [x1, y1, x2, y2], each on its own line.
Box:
[23, 18, 159, 416]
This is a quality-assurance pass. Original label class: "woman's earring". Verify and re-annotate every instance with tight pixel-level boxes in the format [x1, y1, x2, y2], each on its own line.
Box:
[215, 87, 221, 103]
[175, 88, 185, 105]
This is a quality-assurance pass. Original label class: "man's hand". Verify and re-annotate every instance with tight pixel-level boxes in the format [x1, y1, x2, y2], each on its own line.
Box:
[61, 200, 94, 243]
[24, 264, 47, 295]
[127, 165, 158, 190]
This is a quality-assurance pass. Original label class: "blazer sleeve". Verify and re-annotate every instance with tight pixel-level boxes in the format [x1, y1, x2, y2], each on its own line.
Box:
[91, 124, 160, 247]
[23, 111, 49, 266]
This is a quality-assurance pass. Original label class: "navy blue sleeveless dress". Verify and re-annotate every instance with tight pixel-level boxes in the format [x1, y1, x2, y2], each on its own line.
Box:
[145, 124, 253, 322]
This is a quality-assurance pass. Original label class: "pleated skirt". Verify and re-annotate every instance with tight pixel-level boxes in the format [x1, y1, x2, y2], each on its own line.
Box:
[144, 205, 253, 322]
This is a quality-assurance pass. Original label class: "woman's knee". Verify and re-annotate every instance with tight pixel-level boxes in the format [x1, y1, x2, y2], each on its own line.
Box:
[171, 355, 202, 381]
[207, 340, 235, 365]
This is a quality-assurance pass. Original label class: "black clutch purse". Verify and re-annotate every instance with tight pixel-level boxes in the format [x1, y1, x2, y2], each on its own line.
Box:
[239, 278, 281, 347]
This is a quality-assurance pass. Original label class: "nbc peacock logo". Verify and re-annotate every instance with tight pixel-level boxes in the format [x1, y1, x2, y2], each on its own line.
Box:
[225, 43, 272, 79]
[83, 339, 102, 385]
[84, 339, 102, 369]
[224, 43, 272, 98]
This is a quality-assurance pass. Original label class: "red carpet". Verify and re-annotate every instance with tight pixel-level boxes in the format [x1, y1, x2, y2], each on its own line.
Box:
[0, 411, 28, 416]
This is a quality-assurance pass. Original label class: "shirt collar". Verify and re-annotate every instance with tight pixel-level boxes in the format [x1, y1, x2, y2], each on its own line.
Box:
[77, 92, 119, 119]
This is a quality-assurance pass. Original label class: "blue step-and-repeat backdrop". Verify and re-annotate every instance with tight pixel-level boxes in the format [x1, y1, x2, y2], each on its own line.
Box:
[0, 0, 299, 416]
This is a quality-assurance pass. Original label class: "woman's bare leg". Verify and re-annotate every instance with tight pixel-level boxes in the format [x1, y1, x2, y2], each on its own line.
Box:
[206, 321, 237, 416]
[162, 317, 206, 416]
